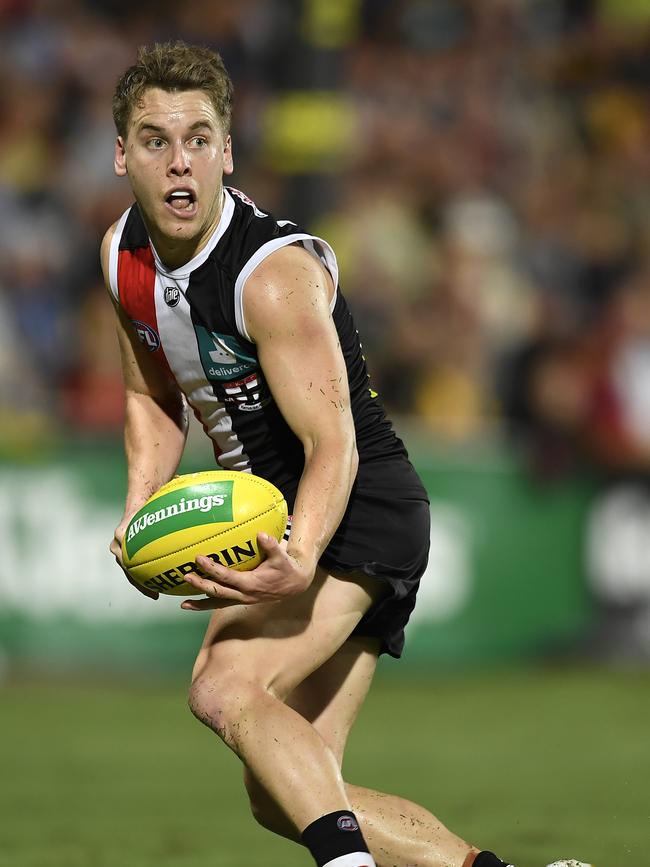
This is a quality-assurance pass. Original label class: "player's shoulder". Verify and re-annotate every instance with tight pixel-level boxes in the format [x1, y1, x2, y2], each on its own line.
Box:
[101, 220, 119, 248]
[224, 186, 297, 246]
[99, 204, 141, 289]
[251, 242, 324, 284]
[100, 221, 119, 279]
[244, 243, 334, 343]
[101, 205, 152, 281]
[224, 189, 313, 265]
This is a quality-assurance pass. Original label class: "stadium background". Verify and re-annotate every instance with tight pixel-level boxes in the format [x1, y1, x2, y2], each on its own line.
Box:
[1, 1, 649, 865]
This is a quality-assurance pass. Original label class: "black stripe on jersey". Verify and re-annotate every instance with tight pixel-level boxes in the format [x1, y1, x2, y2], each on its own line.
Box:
[118, 204, 149, 252]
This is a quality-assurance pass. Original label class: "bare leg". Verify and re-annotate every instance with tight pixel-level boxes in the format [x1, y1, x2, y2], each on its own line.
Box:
[349, 785, 476, 867]
[190, 569, 386, 831]
[243, 638, 478, 867]
[247, 776, 476, 867]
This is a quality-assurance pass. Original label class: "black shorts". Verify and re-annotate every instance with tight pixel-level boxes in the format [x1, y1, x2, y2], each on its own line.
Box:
[318, 455, 430, 658]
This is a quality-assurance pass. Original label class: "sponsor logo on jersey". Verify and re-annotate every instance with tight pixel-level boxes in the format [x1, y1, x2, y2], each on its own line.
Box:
[222, 373, 270, 412]
[195, 327, 258, 382]
[132, 320, 160, 352]
[195, 328, 272, 411]
[164, 285, 180, 307]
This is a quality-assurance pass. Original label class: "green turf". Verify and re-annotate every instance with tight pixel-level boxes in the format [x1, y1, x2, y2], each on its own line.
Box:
[1, 666, 647, 867]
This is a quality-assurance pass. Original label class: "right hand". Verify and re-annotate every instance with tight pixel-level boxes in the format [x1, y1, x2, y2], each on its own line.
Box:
[110, 520, 159, 600]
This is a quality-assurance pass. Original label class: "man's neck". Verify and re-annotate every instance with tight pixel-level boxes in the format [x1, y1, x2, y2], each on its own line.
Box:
[144, 188, 225, 270]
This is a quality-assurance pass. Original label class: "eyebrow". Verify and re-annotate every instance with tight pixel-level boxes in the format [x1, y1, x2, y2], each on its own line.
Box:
[136, 120, 215, 135]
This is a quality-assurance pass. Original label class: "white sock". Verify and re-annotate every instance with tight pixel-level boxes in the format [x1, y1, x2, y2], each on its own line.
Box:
[322, 854, 377, 867]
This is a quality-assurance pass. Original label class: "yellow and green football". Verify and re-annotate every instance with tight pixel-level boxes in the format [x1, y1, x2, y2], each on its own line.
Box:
[121, 470, 288, 596]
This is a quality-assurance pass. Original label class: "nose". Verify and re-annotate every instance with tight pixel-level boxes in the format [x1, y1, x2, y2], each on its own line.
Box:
[168, 140, 191, 176]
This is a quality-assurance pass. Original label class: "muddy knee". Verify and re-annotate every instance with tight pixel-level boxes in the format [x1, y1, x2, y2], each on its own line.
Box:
[188, 673, 273, 747]
[187, 674, 235, 741]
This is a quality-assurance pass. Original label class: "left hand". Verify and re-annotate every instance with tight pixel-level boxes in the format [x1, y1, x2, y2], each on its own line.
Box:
[180, 532, 313, 611]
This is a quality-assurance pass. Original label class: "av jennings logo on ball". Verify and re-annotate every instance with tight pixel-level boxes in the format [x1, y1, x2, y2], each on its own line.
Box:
[125, 482, 234, 559]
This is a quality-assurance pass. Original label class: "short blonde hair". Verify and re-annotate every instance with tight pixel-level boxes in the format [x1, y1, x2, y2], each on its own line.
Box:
[112, 41, 233, 138]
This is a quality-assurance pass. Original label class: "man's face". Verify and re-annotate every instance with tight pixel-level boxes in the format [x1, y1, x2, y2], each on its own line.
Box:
[115, 87, 233, 257]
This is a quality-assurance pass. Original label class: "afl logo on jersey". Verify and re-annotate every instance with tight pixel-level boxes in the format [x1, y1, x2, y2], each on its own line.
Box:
[164, 286, 180, 307]
[132, 320, 160, 352]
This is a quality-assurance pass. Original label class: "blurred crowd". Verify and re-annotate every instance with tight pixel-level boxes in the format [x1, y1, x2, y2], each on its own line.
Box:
[2, 0, 650, 477]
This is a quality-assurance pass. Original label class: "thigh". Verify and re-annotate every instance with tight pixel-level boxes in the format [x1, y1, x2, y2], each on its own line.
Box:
[286, 635, 380, 765]
[191, 566, 384, 702]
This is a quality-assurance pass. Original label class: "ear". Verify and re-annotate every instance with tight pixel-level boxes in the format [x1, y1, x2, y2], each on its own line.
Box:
[114, 136, 127, 177]
[223, 135, 234, 176]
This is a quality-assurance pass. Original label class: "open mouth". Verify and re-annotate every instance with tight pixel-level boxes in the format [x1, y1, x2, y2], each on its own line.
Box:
[165, 190, 197, 214]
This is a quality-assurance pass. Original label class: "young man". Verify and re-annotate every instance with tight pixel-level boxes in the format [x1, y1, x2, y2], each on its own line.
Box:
[104, 41, 591, 867]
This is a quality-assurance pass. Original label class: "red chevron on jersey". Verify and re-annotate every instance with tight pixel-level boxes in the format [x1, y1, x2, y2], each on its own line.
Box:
[117, 246, 172, 376]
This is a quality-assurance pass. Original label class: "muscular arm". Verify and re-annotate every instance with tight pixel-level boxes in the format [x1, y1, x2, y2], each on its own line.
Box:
[182, 243, 357, 608]
[115, 308, 188, 518]
[101, 225, 188, 593]
[248, 244, 357, 572]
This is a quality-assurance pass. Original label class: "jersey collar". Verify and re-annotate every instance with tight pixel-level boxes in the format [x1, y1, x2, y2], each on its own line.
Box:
[149, 188, 234, 278]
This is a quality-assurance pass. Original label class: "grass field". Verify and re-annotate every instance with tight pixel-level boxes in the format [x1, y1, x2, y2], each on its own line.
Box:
[1, 665, 648, 867]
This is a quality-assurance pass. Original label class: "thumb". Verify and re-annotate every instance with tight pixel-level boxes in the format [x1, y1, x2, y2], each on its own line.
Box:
[257, 531, 278, 551]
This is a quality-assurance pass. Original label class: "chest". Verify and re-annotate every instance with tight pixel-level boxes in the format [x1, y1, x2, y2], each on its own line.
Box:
[117, 247, 260, 393]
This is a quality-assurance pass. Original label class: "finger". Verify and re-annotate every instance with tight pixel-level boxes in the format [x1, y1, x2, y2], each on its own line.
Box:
[180, 597, 243, 611]
[257, 532, 279, 554]
[194, 556, 247, 589]
[183, 570, 248, 601]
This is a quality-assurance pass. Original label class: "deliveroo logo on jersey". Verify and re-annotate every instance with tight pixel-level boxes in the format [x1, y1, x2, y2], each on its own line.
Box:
[195, 327, 258, 382]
